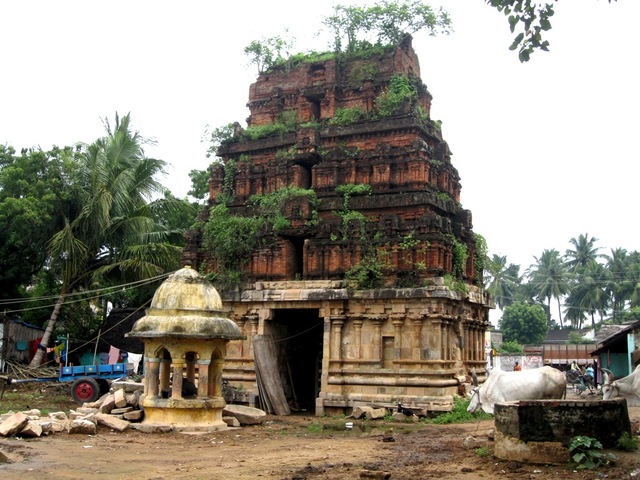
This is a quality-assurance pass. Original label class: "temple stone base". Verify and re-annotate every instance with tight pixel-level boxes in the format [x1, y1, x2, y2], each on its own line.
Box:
[141, 396, 228, 431]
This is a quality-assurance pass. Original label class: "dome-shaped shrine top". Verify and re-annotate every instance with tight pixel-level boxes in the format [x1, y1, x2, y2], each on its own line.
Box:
[127, 266, 243, 340]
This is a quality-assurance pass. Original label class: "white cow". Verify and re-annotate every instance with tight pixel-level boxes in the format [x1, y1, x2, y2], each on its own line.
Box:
[467, 366, 566, 414]
[602, 365, 640, 407]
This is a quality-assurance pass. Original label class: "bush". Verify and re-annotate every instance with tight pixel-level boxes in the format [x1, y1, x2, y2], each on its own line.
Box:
[616, 432, 639, 452]
[375, 74, 417, 117]
[569, 436, 615, 469]
[329, 107, 367, 126]
[499, 340, 524, 353]
[243, 110, 297, 140]
[475, 446, 489, 457]
[345, 256, 385, 290]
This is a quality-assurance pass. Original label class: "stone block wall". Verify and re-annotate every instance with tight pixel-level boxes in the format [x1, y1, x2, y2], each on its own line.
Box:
[494, 399, 631, 455]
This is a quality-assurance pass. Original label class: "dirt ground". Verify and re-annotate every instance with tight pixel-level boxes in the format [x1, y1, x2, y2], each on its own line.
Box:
[2, 392, 640, 480]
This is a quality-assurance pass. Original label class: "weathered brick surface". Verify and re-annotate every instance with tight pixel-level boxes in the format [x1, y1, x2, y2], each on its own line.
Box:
[187, 36, 474, 285]
[183, 36, 493, 414]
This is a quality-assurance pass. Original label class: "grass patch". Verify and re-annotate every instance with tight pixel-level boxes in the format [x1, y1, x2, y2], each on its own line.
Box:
[475, 446, 490, 457]
[307, 422, 323, 433]
[424, 397, 492, 424]
[1, 382, 76, 415]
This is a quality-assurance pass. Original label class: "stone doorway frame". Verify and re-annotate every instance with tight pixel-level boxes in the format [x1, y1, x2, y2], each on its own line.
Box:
[265, 308, 324, 413]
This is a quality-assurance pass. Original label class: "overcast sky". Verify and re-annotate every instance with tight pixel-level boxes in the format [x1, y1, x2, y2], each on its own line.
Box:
[2, 0, 638, 277]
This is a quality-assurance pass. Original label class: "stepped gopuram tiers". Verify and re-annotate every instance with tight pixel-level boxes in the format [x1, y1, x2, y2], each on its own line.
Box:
[183, 36, 493, 415]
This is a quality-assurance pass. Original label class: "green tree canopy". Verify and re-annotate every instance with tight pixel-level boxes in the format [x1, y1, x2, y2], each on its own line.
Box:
[29, 113, 188, 367]
[565, 233, 601, 272]
[245, 0, 452, 73]
[500, 339, 524, 353]
[324, 0, 451, 53]
[244, 34, 294, 74]
[499, 301, 549, 345]
[564, 259, 609, 333]
[485, 254, 521, 310]
[0, 145, 77, 298]
[487, 0, 618, 62]
[527, 248, 570, 328]
[187, 168, 210, 202]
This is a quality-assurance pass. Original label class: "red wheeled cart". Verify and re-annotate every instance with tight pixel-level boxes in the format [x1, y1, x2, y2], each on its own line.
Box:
[5, 363, 128, 404]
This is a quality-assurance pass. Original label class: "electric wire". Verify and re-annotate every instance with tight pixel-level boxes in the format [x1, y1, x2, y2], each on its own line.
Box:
[0, 271, 175, 306]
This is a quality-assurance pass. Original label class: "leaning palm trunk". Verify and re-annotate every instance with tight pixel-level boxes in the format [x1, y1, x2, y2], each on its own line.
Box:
[28, 292, 66, 368]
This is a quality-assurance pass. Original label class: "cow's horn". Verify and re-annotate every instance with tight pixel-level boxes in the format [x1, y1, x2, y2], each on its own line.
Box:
[601, 368, 615, 382]
[471, 367, 478, 387]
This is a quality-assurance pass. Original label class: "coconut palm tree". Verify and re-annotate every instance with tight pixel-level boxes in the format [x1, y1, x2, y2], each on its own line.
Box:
[565, 233, 601, 272]
[603, 247, 630, 323]
[562, 302, 587, 329]
[626, 251, 640, 308]
[527, 249, 570, 328]
[29, 113, 185, 368]
[566, 259, 609, 333]
[485, 254, 521, 310]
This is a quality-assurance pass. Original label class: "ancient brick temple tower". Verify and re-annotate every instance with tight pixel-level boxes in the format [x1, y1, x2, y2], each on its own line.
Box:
[183, 36, 492, 415]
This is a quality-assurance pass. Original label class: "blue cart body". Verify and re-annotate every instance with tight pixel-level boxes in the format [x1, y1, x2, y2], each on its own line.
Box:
[8, 362, 129, 384]
[59, 363, 128, 381]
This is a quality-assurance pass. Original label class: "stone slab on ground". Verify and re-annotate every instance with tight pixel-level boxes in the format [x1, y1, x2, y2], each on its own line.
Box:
[123, 410, 144, 422]
[96, 413, 130, 432]
[223, 416, 241, 427]
[131, 423, 173, 434]
[0, 412, 29, 437]
[365, 408, 387, 419]
[68, 418, 97, 435]
[222, 404, 266, 425]
[351, 406, 374, 419]
[19, 421, 43, 438]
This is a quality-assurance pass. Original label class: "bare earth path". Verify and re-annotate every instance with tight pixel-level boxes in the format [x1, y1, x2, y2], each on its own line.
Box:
[2, 395, 639, 480]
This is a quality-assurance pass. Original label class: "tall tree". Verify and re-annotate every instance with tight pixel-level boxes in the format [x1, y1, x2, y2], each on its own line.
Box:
[565, 259, 609, 332]
[603, 247, 629, 323]
[527, 249, 570, 328]
[485, 254, 521, 310]
[565, 233, 601, 272]
[0, 145, 76, 299]
[626, 251, 640, 308]
[562, 301, 587, 330]
[29, 114, 185, 368]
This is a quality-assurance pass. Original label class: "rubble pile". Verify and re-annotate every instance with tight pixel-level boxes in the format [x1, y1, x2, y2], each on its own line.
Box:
[0, 380, 266, 438]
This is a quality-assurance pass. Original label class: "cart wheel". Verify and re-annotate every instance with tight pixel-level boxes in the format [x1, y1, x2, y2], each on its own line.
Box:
[71, 377, 101, 404]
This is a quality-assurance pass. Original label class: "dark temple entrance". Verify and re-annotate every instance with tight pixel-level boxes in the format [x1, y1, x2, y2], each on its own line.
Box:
[270, 309, 323, 412]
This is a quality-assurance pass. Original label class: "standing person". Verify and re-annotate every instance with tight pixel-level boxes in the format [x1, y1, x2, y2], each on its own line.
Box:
[514, 361, 521, 371]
